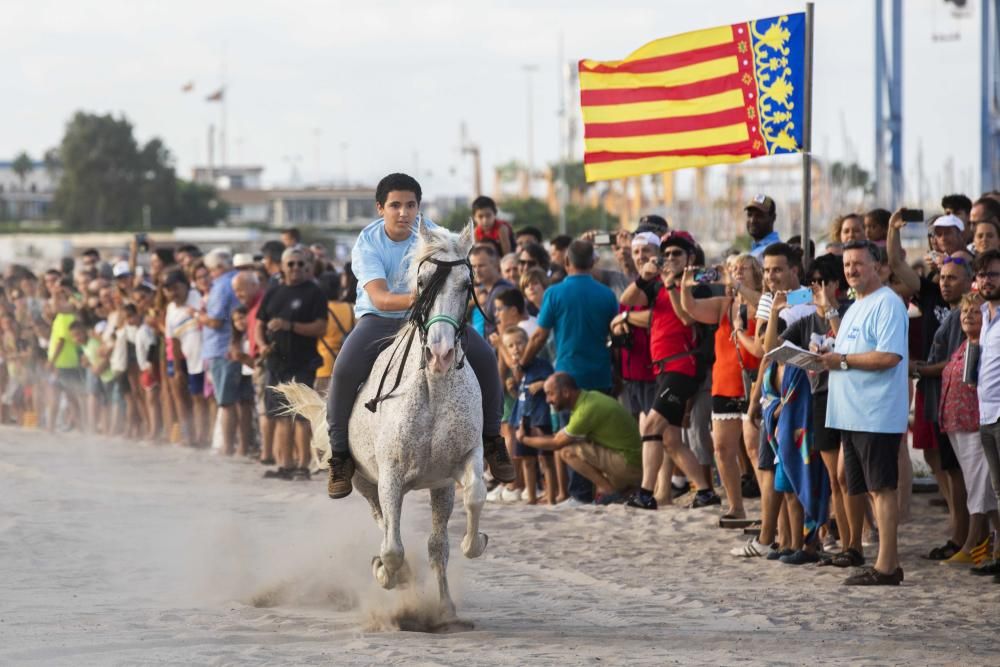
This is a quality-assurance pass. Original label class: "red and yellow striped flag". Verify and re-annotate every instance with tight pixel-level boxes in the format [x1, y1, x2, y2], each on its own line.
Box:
[579, 13, 806, 182]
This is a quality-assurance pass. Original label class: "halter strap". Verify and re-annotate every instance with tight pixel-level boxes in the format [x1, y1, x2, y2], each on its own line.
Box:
[365, 253, 472, 413]
[423, 314, 463, 332]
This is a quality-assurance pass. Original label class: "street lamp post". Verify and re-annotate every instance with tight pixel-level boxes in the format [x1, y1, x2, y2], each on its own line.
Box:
[522, 64, 539, 196]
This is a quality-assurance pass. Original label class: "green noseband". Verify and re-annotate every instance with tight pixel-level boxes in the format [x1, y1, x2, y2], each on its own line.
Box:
[423, 314, 463, 332]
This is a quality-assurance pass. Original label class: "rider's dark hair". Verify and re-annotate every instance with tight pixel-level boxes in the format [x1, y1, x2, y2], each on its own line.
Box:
[494, 287, 525, 314]
[376, 173, 422, 206]
[471, 195, 497, 213]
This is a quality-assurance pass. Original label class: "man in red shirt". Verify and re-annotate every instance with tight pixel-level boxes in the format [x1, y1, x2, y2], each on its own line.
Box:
[616, 231, 721, 509]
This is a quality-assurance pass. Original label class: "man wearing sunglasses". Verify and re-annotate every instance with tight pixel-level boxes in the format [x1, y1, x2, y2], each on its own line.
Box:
[257, 246, 329, 481]
[888, 209, 972, 561]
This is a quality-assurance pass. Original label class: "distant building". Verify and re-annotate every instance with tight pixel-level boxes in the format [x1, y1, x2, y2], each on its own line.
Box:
[0, 160, 57, 221]
[191, 165, 376, 229]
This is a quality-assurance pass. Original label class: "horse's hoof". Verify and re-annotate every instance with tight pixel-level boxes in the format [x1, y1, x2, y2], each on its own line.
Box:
[462, 532, 488, 558]
[372, 556, 396, 590]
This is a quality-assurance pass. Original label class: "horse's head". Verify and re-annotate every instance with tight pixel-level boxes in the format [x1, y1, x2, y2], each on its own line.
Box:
[410, 220, 476, 374]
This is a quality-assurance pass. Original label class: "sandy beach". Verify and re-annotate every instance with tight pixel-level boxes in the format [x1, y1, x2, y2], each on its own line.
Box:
[1, 425, 997, 666]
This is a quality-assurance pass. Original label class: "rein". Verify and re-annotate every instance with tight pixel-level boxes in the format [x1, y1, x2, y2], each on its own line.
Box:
[365, 254, 484, 413]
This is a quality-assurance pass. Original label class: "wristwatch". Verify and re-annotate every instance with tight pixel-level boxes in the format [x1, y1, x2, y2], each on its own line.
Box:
[839, 354, 849, 371]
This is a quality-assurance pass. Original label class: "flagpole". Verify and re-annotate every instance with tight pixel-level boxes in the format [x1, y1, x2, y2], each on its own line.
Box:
[801, 2, 815, 260]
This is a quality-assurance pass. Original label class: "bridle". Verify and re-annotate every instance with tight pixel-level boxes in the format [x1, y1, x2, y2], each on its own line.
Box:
[364, 253, 490, 413]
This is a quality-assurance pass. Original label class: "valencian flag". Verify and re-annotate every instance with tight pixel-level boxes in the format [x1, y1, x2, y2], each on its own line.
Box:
[579, 13, 806, 182]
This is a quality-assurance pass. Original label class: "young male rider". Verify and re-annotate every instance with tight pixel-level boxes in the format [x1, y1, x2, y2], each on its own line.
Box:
[325, 173, 516, 498]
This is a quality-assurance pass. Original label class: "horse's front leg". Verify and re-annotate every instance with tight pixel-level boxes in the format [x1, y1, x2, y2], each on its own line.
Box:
[459, 446, 488, 558]
[372, 475, 405, 589]
[428, 486, 456, 618]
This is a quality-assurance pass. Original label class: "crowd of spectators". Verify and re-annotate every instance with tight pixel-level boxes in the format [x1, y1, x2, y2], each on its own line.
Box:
[4, 183, 1000, 588]
[0, 228, 355, 481]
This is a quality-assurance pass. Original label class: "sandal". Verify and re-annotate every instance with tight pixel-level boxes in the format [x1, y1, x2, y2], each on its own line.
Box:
[924, 540, 960, 561]
[818, 548, 865, 568]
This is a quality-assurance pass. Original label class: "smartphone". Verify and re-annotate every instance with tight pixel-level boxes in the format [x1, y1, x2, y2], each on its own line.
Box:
[135, 232, 149, 252]
[786, 286, 813, 306]
[694, 268, 720, 283]
[901, 209, 924, 223]
[593, 232, 613, 246]
[738, 303, 748, 330]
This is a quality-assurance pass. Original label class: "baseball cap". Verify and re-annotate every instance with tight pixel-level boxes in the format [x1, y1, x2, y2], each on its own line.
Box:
[636, 214, 669, 236]
[745, 194, 776, 215]
[931, 214, 964, 232]
[631, 231, 661, 249]
[660, 230, 697, 255]
[112, 261, 131, 278]
[233, 252, 255, 269]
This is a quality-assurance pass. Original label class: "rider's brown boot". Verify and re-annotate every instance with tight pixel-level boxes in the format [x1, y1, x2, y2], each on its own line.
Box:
[483, 435, 516, 483]
[327, 453, 355, 499]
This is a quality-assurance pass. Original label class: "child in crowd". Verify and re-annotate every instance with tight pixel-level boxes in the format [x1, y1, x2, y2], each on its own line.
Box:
[471, 196, 515, 257]
[504, 326, 556, 505]
[80, 320, 113, 434]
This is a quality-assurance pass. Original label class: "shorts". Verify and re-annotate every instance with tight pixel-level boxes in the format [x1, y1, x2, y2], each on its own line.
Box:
[842, 430, 901, 495]
[711, 395, 747, 420]
[562, 441, 642, 492]
[264, 366, 317, 419]
[758, 423, 776, 471]
[209, 357, 251, 407]
[651, 372, 698, 427]
[140, 366, 159, 390]
[682, 377, 713, 466]
[187, 372, 205, 396]
[621, 380, 657, 415]
[812, 394, 842, 453]
[55, 367, 85, 391]
[774, 459, 794, 493]
[515, 423, 554, 458]
[85, 369, 104, 396]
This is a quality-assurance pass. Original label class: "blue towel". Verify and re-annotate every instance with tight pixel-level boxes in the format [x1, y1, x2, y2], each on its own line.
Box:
[774, 365, 830, 542]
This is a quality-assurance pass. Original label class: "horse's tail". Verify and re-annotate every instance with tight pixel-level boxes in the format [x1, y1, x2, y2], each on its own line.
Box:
[271, 382, 331, 469]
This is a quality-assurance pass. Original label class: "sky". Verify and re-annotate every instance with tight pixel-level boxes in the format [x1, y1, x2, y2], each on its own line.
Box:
[0, 0, 984, 202]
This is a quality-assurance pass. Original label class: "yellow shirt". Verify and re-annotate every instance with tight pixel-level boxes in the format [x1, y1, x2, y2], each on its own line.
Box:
[48, 312, 80, 369]
[316, 301, 355, 378]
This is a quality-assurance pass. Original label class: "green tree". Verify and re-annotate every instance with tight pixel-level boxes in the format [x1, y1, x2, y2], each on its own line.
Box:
[439, 205, 472, 232]
[564, 204, 615, 237]
[498, 198, 556, 237]
[12, 151, 33, 190]
[175, 180, 227, 227]
[51, 111, 225, 231]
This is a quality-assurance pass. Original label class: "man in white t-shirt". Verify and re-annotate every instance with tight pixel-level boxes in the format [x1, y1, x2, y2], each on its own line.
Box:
[164, 269, 207, 447]
[821, 239, 908, 585]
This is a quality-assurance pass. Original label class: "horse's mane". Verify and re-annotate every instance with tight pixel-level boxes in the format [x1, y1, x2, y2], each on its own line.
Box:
[403, 223, 466, 290]
[382, 223, 468, 348]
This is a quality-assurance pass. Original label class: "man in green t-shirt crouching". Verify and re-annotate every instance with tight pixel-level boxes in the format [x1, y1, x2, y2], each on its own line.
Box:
[517, 372, 641, 505]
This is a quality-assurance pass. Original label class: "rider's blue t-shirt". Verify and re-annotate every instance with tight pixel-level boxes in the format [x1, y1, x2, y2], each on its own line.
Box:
[352, 217, 439, 319]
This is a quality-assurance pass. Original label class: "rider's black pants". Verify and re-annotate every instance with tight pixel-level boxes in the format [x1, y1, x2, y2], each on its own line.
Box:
[326, 314, 502, 456]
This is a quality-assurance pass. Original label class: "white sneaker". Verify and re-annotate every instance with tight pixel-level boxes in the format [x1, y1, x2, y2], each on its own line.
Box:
[553, 497, 589, 509]
[486, 485, 505, 503]
[730, 537, 769, 557]
[500, 486, 524, 502]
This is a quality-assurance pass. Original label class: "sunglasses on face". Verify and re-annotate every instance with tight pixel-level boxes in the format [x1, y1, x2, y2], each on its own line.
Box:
[941, 256, 968, 266]
[519, 259, 538, 267]
[809, 276, 825, 285]
[286, 261, 306, 268]
[661, 250, 685, 259]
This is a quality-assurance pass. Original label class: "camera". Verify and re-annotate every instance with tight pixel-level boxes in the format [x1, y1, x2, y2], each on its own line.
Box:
[593, 232, 613, 246]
